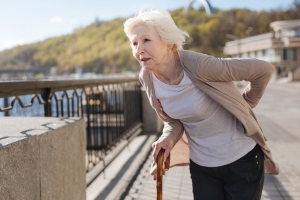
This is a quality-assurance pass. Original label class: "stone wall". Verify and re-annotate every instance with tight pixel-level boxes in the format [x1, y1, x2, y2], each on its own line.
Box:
[0, 117, 86, 200]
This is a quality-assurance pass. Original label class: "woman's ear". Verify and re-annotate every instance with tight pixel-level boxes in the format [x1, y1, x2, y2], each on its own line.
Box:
[167, 44, 174, 51]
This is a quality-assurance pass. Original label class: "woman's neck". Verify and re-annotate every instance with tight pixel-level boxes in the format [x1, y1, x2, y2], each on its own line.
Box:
[152, 52, 184, 85]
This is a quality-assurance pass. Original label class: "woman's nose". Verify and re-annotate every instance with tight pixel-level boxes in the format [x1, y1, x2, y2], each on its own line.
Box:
[136, 44, 144, 54]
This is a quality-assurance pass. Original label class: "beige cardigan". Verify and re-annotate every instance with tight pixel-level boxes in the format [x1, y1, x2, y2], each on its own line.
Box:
[140, 50, 279, 175]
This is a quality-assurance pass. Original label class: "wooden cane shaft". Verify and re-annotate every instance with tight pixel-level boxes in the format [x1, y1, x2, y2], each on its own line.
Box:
[156, 149, 164, 200]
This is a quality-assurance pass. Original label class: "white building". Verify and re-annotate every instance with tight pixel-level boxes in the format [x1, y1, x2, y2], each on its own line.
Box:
[224, 19, 300, 81]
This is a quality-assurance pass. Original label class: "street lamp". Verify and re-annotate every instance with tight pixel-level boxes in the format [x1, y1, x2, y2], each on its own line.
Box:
[226, 34, 240, 58]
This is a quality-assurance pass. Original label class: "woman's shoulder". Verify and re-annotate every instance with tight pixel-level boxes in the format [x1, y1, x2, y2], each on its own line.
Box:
[178, 50, 216, 75]
[178, 50, 213, 65]
[179, 50, 210, 58]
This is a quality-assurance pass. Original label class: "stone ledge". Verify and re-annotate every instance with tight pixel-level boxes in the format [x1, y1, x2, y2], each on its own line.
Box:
[0, 117, 81, 147]
[0, 117, 86, 200]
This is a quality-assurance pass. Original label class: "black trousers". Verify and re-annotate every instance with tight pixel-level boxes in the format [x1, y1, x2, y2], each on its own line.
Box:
[190, 145, 264, 200]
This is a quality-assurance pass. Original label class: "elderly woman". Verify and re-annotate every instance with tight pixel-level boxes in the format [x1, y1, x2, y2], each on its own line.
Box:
[124, 10, 279, 200]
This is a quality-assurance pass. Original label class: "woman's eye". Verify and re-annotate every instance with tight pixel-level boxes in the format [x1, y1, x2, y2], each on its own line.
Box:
[132, 42, 137, 46]
[144, 39, 150, 42]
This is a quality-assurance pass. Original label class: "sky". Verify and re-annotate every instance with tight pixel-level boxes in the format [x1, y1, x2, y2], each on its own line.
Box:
[0, 0, 296, 52]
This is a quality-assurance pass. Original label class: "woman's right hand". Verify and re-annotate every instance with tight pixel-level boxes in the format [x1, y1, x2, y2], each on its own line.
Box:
[152, 136, 174, 163]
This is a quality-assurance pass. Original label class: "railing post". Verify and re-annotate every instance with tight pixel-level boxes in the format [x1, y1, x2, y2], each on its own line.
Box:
[85, 89, 91, 137]
[4, 97, 9, 116]
[42, 88, 51, 117]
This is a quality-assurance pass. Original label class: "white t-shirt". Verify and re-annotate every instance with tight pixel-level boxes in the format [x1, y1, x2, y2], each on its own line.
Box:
[152, 71, 256, 167]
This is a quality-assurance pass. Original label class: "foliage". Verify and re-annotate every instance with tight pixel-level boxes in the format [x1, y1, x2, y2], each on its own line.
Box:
[0, 0, 299, 74]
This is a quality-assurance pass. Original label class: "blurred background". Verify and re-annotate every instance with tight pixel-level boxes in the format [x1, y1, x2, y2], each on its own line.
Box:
[0, 0, 299, 80]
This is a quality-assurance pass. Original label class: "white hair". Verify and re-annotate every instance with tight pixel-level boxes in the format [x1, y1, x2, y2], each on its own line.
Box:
[124, 10, 189, 51]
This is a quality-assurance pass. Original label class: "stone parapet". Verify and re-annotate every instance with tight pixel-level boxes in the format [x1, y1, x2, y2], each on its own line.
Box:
[0, 117, 86, 200]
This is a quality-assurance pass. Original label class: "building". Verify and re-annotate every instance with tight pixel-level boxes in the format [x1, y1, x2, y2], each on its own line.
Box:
[224, 19, 300, 81]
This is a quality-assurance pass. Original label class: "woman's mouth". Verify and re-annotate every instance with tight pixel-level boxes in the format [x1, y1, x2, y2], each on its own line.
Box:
[141, 58, 150, 62]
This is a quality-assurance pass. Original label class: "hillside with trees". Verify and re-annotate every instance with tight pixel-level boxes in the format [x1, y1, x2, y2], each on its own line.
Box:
[0, 0, 299, 75]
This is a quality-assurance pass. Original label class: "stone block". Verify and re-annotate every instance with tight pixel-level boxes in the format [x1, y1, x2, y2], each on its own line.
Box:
[40, 119, 86, 200]
[0, 136, 40, 200]
[0, 117, 86, 200]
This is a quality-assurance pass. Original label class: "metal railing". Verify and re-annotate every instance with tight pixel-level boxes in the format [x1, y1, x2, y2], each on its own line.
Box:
[0, 77, 142, 175]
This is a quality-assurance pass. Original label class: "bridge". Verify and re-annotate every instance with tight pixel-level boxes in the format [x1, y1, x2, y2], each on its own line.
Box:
[184, 0, 215, 15]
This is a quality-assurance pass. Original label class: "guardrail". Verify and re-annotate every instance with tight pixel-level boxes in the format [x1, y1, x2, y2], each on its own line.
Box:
[0, 77, 142, 179]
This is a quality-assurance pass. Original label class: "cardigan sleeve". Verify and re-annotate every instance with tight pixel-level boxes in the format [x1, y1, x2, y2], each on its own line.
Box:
[156, 108, 184, 144]
[188, 52, 275, 108]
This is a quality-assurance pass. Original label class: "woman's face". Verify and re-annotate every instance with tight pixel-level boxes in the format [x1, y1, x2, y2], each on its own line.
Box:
[130, 25, 172, 71]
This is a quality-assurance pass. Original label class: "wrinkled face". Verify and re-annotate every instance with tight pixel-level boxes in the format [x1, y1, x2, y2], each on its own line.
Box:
[130, 25, 172, 71]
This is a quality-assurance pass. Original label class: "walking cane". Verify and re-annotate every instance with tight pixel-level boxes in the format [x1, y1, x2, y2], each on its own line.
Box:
[156, 149, 170, 200]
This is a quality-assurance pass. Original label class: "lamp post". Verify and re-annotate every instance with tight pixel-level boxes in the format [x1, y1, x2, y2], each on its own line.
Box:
[226, 34, 240, 58]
